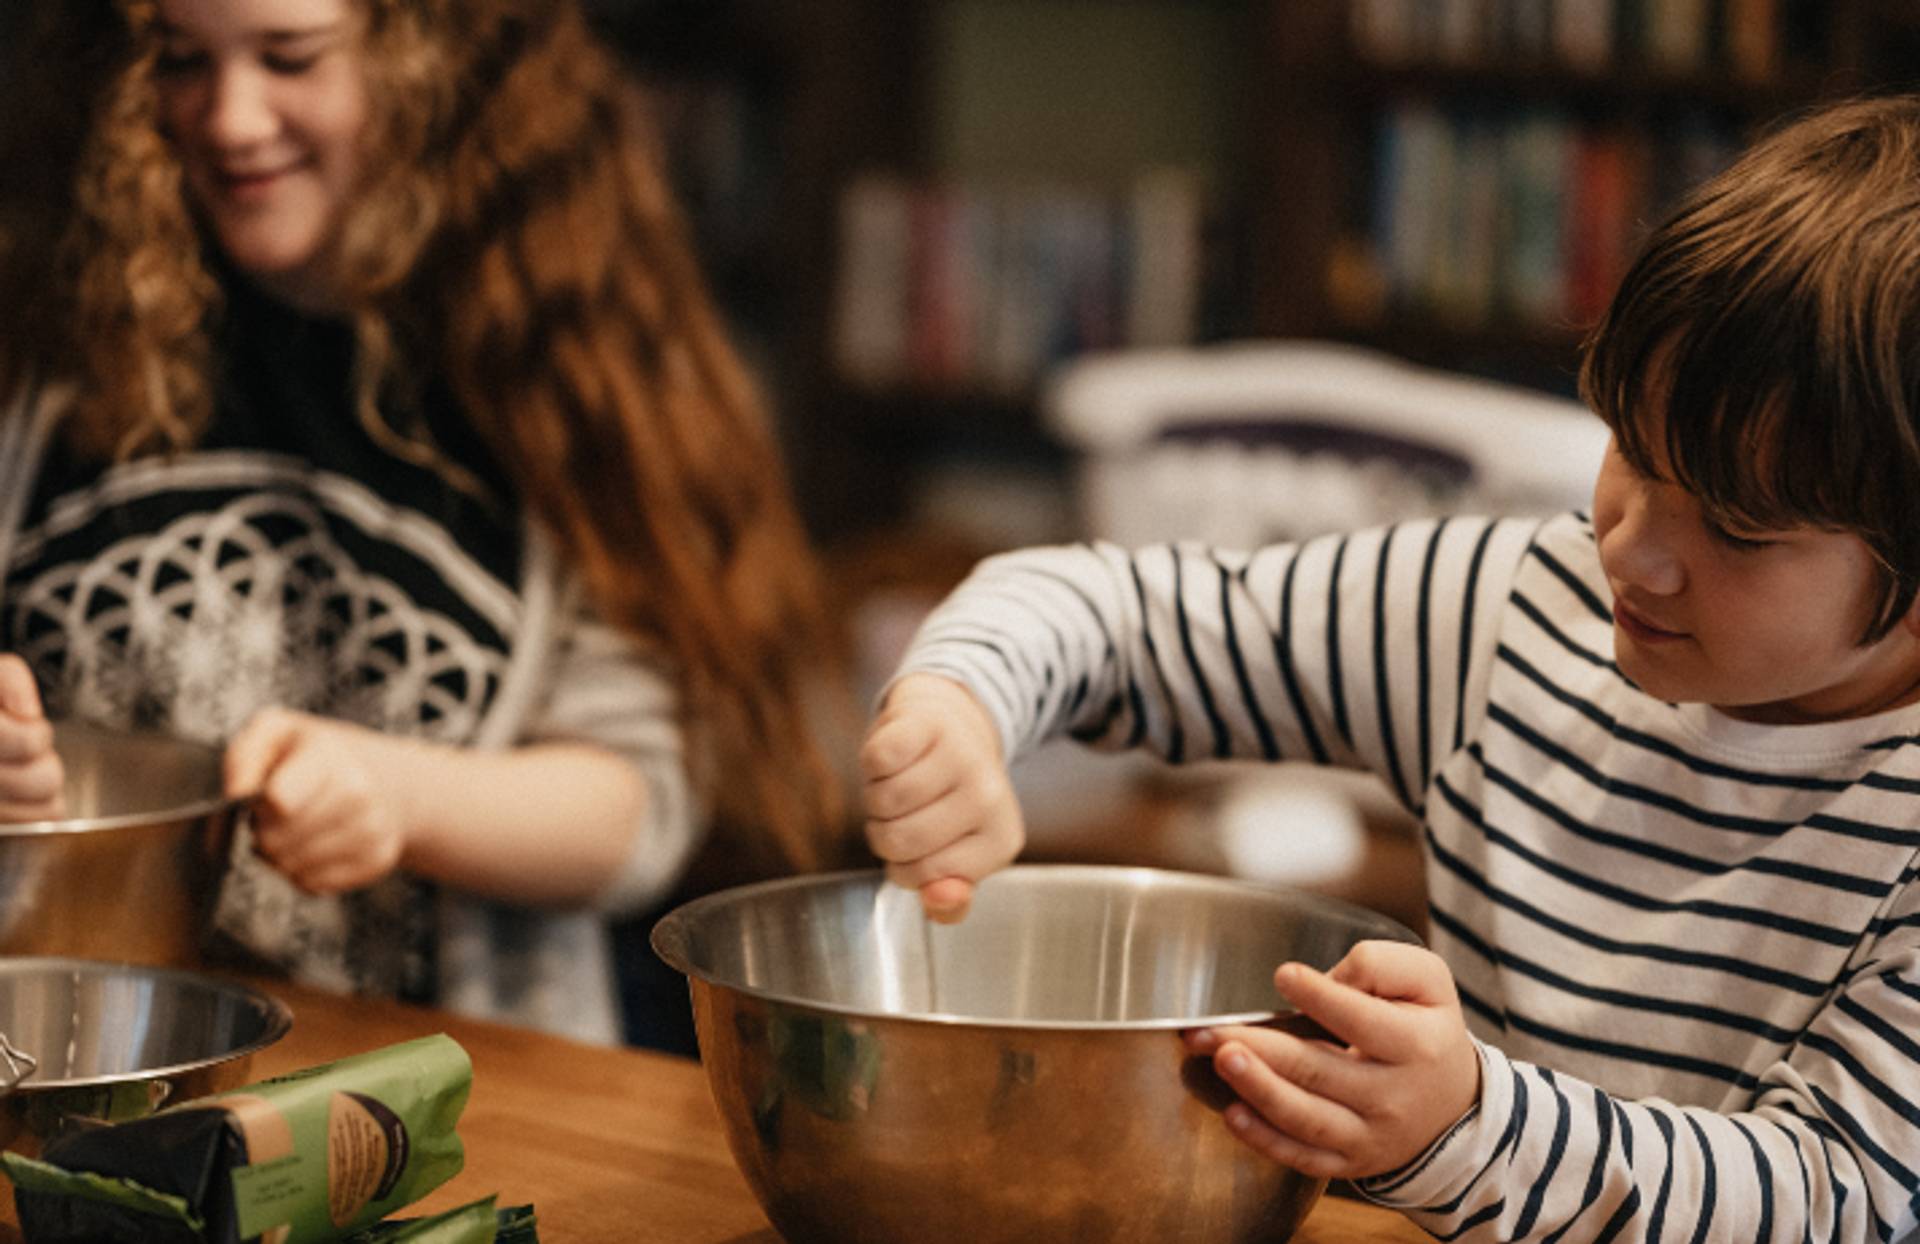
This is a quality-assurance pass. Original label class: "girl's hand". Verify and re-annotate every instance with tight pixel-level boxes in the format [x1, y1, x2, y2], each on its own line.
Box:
[224, 708, 418, 896]
[0, 655, 64, 822]
[1184, 940, 1481, 1180]
[858, 673, 1024, 923]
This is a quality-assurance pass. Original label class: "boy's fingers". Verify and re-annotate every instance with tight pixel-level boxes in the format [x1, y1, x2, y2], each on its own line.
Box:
[1326, 940, 1452, 1004]
[858, 711, 936, 782]
[1221, 1102, 1348, 1181]
[883, 815, 1020, 893]
[1214, 1039, 1367, 1158]
[919, 876, 974, 923]
[865, 777, 997, 863]
[862, 751, 958, 822]
[1271, 961, 1412, 1059]
[879, 866, 974, 922]
[1216, 1023, 1370, 1111]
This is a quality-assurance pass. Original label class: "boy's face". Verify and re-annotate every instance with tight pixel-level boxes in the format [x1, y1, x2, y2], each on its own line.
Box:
[1591, 430, 1920, 724]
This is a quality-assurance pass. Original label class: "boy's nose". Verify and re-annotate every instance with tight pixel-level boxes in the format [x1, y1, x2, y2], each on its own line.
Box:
[1600, 494, 1686, 597]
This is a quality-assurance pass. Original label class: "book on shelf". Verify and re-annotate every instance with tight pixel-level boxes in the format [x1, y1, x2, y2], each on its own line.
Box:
[831, 171, 1205, 395]
[832, 175, 914, 389]
[1362, 102, 1739, 336]
[1350, 0, 1801, 77]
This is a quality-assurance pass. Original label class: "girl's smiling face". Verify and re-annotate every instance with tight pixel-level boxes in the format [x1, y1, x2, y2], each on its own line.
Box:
[153, 0, 367, 309]
[1591, 425, 1920, 724]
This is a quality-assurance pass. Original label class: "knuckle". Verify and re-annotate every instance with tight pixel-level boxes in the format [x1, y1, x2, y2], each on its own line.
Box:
[1276, 1051, 1321, 1096]
[21, 718, 53, 756]
[863, 819, 899, 860]
[855, 733, 893, 778]
[1298, 1150, 1345, 1180]
[863, 779, 906, 822]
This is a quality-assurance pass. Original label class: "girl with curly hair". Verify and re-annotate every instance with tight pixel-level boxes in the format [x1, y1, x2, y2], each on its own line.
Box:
[0, 0, 844, 1044]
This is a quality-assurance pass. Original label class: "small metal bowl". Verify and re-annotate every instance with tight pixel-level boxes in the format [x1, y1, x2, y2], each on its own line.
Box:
[0, 721, 242, 967]
[0, 958, 291, 1156]
[654, 865, 1419, 1244]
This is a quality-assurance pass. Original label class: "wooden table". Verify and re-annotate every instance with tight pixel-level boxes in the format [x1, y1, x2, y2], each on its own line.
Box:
[11, 976, 1434, 1242]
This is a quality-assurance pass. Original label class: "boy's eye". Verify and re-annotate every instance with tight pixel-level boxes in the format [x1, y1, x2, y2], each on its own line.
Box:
[1703, 517, 1775, 552]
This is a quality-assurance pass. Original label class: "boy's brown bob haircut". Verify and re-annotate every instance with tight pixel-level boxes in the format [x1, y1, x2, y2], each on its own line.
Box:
[1580, 93, 1920, 643]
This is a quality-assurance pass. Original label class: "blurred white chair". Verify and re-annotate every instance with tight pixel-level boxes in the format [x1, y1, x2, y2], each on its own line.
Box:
[1047, 338, 1606, 548]
[1012, 340, 1608, 903]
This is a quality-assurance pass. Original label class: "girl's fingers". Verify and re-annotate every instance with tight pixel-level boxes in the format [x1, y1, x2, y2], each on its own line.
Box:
[279, 828, 393, 890]
[0, 656, 44, 720]
[224, 708, 306, 800]
[0, 749, 62, 805]
[257, 749, 329, 823]
[1214, 1039, 1368, 1158]
[0, 715, 54, 765]
[291, 860, 375, 897]
[0, 795, 67, 823]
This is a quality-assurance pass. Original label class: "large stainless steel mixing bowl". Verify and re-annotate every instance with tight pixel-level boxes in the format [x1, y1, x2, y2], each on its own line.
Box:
[0, 721, 241, 966]
[653, 865, 1420, 1244]
[0, 957, 291, 1156]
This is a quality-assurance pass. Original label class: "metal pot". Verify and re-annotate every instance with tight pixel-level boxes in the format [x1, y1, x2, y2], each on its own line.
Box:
[0, 721, 240, 967]
[0, 957, 291, 1156]
[653, 865, 1420, 1244]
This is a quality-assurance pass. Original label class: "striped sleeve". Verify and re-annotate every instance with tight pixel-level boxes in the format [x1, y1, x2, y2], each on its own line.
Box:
[1359, 884, 1920, 1243]
[897, 517, 1542, 804]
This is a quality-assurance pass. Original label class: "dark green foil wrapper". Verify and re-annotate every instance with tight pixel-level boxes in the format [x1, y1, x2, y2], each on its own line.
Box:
[3, 1035, 471, 1243]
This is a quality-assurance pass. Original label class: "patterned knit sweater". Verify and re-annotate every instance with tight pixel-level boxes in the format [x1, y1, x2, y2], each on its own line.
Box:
[0, 283, 700, 1045]
[899, 513, 1919, 1243]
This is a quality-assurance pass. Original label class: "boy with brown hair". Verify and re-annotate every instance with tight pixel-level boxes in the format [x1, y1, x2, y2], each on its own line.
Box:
[861, 94, 1920, 1242]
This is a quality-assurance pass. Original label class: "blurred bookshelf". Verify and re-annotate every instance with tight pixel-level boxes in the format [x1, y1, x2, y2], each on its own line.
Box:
[592, 0, 1920, 547]
[1260, 0, 1916, 394]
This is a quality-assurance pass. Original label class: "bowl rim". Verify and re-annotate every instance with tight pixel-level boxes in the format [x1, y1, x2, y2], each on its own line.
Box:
[650, 863, 1421, 1031]
[0, 957, 293, 1090]
[0, 722, 243, 837]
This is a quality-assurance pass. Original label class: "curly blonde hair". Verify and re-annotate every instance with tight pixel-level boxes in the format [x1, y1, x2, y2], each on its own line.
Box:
[0, 0, 845, 870]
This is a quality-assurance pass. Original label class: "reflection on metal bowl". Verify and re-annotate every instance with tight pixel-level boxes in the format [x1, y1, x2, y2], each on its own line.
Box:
[0, 721, 241, 967]
[0, 958, 291, 1156]
[653, 865, 1420, 1244]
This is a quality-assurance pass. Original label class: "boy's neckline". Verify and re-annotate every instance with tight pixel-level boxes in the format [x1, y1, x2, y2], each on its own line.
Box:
[1675, 697, 1920, 761]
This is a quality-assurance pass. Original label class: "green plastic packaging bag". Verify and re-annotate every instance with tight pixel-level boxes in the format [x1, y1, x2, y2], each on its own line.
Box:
[3, 1034, 471, 1243]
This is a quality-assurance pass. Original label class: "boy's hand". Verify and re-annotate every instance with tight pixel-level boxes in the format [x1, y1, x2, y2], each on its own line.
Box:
[858, 672, 1024, 923]
[1184, 940, 1480, 1180]
[224, 708, 417, 896]
[0, 654, 64, 822]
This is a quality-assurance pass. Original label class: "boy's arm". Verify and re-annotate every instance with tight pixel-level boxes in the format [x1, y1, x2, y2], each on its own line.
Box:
[1349, 926, 1920, 1243]
[896, 517, 1541, 800]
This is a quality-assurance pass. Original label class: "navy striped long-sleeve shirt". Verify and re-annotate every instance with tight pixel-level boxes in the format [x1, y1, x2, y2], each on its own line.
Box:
[898, 512, 1920, 1244]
